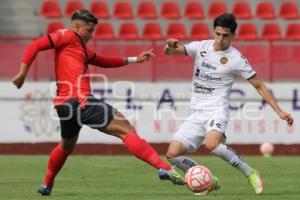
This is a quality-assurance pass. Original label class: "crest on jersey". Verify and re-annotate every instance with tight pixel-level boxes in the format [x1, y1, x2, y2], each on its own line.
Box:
[220, 57, 228, 64]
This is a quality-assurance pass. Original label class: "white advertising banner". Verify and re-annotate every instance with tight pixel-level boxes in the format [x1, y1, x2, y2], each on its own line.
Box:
[0, 81, 299, 144]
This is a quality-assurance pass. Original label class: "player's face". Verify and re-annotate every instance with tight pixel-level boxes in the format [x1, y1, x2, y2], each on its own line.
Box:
[213, 26, 235, 51]
[76, 21, 96, 44]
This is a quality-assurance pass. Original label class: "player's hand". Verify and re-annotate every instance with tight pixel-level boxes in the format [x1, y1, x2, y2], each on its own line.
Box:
[278, 111, 294, 126]
[137, 49, 155, 63]
[167, 38, 179, 49]
[12, 73, 26, 89]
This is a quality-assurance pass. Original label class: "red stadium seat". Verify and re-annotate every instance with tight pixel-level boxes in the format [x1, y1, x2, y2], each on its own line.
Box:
[46, 22, 65, 34]
[161, 2, 180, 19]
[208, 2, 227, 19]
[184, 2, 204, 19]
[40, 0, 62, 18]
[189, 23, 210, 40]
[113, 2, 133, 19]
[90, 1, 109, 19]
[279, 2, 299, 19]
[119, 22, 138, 40]
[237, 23, 257, 40]
[232, 2, 252, 19]
[285, 23, 300, 40]
[65, 0, 84, 18]
[255, 2, 276, 19]
[166, 22, 186, 40]
[94, 23, 114, 39]
[142, 22, 162, 40]
[137, 2, 157, 19]
[262, 23, 281, 40]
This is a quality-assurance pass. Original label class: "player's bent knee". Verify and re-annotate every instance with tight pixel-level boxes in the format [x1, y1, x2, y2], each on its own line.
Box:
[205, 142, 219, 152]
[166, 149, 185, 159]
[103, 112, 136, 138]
[61, 142, 76, 153]
[166, 152, 177, 160]
[61, 136, 78, 153]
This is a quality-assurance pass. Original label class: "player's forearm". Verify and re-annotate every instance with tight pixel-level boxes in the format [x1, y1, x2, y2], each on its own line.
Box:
[89, 54, 128, 68]
[90, 55, 141, 68]
[164, 45, 186, 55]
[18, 62, 30, 76]
[256, 84, 282, 114]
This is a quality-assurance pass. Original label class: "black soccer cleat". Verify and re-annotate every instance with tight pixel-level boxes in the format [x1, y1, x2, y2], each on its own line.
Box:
[158, 168, 185, 185]
[37, 184, 52, 196]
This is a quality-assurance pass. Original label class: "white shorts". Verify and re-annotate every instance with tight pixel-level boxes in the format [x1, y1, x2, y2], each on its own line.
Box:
[173, 109, 229, 152]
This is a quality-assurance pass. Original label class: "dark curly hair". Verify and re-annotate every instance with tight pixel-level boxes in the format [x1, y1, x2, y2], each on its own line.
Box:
[71, 9, 98, 25]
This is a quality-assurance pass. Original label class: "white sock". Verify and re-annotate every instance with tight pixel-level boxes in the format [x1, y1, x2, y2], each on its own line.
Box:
[168, 156, 198, 172]
[212, 143, 251, 176]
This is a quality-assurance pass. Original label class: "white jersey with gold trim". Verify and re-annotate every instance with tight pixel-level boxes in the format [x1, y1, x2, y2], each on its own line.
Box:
[184, 39, 256, 110]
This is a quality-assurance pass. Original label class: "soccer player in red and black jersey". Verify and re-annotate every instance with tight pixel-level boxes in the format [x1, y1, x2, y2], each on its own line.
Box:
[12, 9, 184, 196]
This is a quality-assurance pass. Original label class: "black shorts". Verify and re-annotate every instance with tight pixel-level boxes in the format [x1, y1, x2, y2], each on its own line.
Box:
[56, 95, 117, 139]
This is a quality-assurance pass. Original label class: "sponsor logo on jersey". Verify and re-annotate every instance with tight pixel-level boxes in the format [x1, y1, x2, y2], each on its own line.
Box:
[201, 61, 217, 70]
[193, 82, 215, 94]
[199, 73, 222, 82]
[220, 57, 228, 64]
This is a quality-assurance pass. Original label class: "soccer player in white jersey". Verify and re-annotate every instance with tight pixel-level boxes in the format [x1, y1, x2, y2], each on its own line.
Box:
[158, 14, 294, 195]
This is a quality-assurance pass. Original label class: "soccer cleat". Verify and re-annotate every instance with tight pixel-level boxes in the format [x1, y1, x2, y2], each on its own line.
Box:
[193, 176, 220, 196]
[37, 184, 52, 196]
[247, 169, 264, 194]
[158, 167, 185, 185]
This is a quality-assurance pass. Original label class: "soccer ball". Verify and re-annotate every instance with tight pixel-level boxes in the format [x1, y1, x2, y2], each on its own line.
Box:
[185, 165, 213, 193]
[260, 142, 274, 157]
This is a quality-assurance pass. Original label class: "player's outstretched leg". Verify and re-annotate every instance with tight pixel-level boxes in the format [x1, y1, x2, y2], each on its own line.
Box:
[211, 143, 264, 194]
[122, 132, 184, 185]
[102, 112, 184, 185]
[37, 142, 71, 196]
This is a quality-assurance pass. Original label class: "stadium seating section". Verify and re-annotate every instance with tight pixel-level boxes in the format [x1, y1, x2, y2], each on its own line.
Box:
[1, 0, 300, 81]
[28, 0, 300, 41]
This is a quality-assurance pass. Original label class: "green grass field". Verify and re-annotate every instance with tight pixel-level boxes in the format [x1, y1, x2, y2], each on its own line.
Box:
[0, 156, 299, 200]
